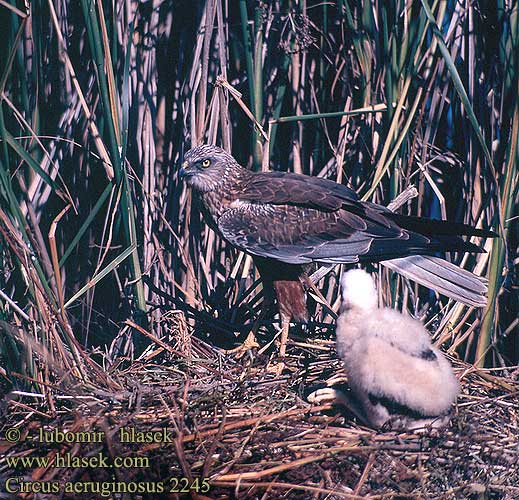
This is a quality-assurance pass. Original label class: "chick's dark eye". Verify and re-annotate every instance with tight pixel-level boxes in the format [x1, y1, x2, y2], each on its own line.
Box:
[201, 159, 211, 168]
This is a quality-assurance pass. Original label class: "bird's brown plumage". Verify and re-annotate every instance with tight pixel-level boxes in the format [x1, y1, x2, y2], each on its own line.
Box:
[179, 145, 495, 320]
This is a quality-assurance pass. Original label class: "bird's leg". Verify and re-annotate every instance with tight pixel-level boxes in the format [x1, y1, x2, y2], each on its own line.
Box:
[265, 312, 290, 375]
[277, 311, 291, 359]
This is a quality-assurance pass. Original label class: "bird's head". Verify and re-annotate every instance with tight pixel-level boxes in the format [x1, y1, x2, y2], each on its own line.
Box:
[179, 145, 238, 192]
[340, 269, 378, 311]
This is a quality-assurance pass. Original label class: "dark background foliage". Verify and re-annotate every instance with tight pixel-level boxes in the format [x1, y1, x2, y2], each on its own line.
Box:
[0, 0, 518, 388]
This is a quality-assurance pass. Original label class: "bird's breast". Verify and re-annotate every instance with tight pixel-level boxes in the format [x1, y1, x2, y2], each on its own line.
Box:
[198, 190, 240, 226]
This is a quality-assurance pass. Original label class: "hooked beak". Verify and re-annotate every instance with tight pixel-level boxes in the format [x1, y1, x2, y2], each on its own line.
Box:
[178, 160, 191, 179]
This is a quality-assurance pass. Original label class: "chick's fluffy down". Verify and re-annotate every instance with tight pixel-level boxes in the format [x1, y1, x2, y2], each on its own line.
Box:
[336, 307, 460, 417]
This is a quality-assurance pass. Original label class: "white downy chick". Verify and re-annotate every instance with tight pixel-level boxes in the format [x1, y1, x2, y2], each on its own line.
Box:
[336, 269, 460, 431]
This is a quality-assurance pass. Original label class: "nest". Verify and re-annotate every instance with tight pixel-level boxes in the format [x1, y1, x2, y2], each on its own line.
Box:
[1, 318, 519, 500]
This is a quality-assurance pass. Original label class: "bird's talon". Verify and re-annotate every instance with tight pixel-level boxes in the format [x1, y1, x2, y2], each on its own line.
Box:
[307, 388, 339, 404]
[222, 332, 259, 358]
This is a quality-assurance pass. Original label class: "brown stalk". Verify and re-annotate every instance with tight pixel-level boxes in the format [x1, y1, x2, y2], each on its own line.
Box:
[48, 203, 72, 312]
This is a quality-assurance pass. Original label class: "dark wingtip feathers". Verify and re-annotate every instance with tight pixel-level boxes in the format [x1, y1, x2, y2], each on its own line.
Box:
[386, 213, 498, 239]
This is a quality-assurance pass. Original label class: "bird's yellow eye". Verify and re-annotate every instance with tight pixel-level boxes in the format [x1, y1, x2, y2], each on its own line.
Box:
[201, 159, 211, 168]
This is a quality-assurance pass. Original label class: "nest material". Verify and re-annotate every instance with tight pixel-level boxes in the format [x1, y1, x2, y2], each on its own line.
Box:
[1, 322, 519, 500]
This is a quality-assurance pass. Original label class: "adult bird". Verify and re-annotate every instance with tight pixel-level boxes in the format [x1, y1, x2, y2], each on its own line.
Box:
[179, 145, 495, 363]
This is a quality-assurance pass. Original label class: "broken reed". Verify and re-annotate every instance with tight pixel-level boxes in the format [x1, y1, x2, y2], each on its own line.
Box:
[0, 0, 517, 393]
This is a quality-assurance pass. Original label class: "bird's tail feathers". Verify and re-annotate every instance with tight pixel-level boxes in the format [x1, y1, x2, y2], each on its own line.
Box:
[381, 255, 488, 307]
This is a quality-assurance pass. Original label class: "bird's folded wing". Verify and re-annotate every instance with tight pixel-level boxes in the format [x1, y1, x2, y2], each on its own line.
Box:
[217, 204, 406, 264]
[358, 337, 457, 416]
